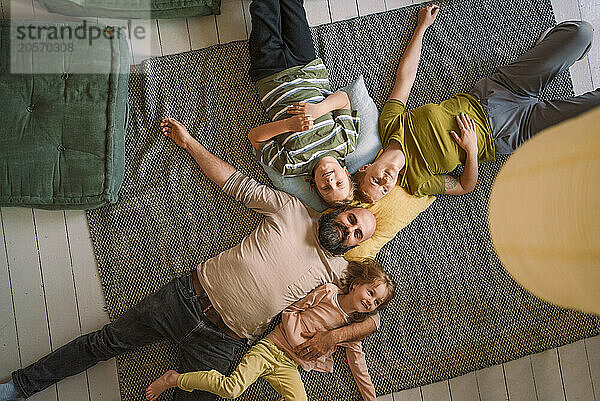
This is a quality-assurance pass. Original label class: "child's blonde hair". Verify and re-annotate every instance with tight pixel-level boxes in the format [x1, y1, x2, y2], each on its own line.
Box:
[340, 259, 396, 322]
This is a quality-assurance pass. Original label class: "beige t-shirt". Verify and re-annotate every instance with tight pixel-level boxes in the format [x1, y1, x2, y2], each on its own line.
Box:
[197, 171, 379, 341]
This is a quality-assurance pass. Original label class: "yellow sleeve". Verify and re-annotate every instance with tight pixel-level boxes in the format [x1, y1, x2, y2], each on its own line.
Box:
[378, 99, 405, 147]
[414, 175, 445, 197]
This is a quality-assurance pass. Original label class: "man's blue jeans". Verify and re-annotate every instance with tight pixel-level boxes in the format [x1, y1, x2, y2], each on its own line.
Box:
[11, 272, 246, 401]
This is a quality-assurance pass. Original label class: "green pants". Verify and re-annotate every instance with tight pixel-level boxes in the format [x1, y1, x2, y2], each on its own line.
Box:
[177, 338, 308, 400]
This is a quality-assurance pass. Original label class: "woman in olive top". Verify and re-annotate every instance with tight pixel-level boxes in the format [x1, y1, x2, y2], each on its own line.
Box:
[355, 5, 599, 201]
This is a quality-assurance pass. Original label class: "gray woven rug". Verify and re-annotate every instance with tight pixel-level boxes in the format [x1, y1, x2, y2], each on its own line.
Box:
[86, 0, 600, 400]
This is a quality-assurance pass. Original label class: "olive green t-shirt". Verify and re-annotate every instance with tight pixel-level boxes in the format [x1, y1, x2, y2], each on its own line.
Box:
[378, 95, 496, 197]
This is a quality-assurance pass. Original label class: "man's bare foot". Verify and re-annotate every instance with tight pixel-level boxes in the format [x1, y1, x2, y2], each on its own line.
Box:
[145, 370, 180, 401]
[159, 118, 194, 150]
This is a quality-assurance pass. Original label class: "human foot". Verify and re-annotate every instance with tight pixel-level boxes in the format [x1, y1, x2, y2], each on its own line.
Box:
[145, 370, 180, 401]
[160, 118, 194, 150]
[0, 382, 19, 401]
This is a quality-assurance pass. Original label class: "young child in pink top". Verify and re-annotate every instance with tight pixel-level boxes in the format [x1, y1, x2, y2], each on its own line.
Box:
[145, 260, 396, 401]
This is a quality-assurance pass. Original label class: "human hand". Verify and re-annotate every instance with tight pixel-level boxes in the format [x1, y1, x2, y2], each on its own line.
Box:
[160, 118, 194, 150]
[293, 330, 337, 360]
[286, 114, 314, 132]
[417, 4, 440, 29]
[287, 102, 322, 120]
[450, 113, 478, 155]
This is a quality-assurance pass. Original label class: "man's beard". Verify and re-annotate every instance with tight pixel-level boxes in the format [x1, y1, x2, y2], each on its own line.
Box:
[318, 209, 354, 256]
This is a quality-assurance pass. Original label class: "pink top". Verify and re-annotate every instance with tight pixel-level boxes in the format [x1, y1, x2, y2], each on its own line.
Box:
[267, 283, 377, 401]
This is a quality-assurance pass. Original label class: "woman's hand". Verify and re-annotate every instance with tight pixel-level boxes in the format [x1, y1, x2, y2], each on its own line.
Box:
[286, 114, 314, 132]
[450, 113, 478, 155]
[417, 4, 440, 29]
[288, 102, 322, 120]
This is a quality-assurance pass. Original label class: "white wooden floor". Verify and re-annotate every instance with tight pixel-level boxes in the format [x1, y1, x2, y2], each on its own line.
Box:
[0, 0, 599, 400]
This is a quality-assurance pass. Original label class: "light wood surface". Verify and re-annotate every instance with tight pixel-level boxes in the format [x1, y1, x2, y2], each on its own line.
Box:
[0, 0, 598, 400]
[476, 365, 509, 401]
[449, 371, 480, 401]
[421, 380, 451, 401]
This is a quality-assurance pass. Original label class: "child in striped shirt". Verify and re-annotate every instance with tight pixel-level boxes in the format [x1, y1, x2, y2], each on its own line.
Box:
[145, 259, 396, 401]
[246, 0, 360, 207]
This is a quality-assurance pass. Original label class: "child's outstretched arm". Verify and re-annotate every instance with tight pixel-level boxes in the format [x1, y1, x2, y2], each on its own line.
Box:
[341, 341, 376, 401]
[248, 115, 314, 149]
[287, 91, 351, 120]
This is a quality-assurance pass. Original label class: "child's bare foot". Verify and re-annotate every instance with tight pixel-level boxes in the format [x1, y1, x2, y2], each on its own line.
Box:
[159, 118, 194, 150]
[145, 370, 180, 401]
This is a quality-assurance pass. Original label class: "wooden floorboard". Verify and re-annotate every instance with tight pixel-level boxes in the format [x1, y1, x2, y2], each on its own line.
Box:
[241, 0, 251, 38]
[394, 387, 422, 401]
[188, 15, 219, 49]
[531, 348, 566, 401]
[586, 336, 600, 401]
[1, 1, 599, 401]
[551, 0, 595, 94]
[449, 371, 481, 401]
[357, 0, 386, 16]
[385, 0, 415, 10]
[0, 209, 20, 382]
[130, 19, 161, 64]
[4, 0, 34, 19]
[559, 340, 595, 401]
[476, 365, 509, 401]
[305, 0, 331, 26]
[504, 356, 538, 401]
[158, 18, 192, 55]
[34, 210, 90, 401]
[578, 0, 600, 88]
[215, 0, 247, 43]
[328, 0, 358, 22]
[3, 208, 58, 401]
[420, 380, 451, 401]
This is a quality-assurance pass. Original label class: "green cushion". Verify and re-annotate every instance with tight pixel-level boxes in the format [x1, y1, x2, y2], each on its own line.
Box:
[39, 0, 221, 19]
[0, 19, 130, 210]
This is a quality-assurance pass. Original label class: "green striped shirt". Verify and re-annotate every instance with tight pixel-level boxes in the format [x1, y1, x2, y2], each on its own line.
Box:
[255, 58, 360, 177]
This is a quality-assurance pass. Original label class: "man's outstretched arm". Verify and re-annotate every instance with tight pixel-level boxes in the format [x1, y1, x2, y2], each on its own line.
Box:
[293, 317, 377, 360]
[160, 118, 235, 188]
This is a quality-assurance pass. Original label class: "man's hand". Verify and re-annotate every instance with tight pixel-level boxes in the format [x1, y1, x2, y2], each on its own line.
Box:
[450, 113, 478, 155]
[293, 330, 337, 360]
[160, 117, 236, 188]
[286, 114, 314, 132]
[417, 4, 440, 29]
[287, 102, 322, 120]
[160, 118, 194, 150]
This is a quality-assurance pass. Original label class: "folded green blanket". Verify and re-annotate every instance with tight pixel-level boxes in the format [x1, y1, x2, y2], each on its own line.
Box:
[39, 0, 221, 19]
